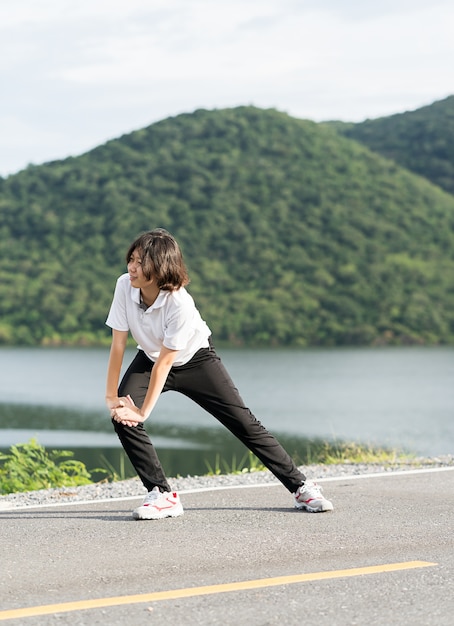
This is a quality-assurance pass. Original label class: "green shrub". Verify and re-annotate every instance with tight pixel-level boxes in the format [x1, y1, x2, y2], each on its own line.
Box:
[0, 439, 95, 494]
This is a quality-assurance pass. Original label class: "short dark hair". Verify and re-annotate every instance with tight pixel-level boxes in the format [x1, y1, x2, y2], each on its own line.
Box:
[126, 229, 189, 291]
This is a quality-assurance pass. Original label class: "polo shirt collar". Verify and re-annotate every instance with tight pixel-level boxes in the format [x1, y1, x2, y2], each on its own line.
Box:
[130, 288, 167, 310]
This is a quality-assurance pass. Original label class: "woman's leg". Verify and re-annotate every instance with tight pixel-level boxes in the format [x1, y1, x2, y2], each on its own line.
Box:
[171, 345, 306, 493]
[113, 350, 171, 492]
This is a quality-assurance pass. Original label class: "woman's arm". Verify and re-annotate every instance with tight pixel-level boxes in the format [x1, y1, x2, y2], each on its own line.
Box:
[105, 329, 129, 409]
[140, 345, 178, 418]
[112, 345, 179, 425]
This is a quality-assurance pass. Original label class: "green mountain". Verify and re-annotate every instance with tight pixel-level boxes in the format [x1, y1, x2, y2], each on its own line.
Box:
[1, 105, 453, 347]
[331, 95, 454, 195]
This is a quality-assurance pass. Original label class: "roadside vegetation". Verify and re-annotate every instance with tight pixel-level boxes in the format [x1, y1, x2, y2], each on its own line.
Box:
[0, 439, 101, 494]
[0, 438, 415, 495]
[204, 442, 415, 476]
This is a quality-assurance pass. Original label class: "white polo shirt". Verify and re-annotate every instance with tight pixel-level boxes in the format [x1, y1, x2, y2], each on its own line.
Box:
[106, 273, 211, 366]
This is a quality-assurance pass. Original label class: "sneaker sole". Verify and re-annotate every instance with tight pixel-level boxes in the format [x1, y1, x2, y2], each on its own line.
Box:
[132, 507, 184, 520]
[294, 501, 334, 513]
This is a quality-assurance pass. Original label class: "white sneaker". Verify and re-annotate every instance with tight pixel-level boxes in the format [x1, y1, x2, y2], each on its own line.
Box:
[133, 486, 184, 520]
[294, 480, 334, 513]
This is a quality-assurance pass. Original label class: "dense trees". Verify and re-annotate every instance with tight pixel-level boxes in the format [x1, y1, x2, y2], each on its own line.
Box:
[332, 95, 454, 195]
[0, 103, 453, 347]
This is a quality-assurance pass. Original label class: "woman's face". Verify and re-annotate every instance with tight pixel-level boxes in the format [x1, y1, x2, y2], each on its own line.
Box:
[127, 248, 153, 289]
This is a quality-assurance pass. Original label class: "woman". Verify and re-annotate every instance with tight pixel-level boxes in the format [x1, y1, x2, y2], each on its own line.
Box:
[105, 228, 333, 519]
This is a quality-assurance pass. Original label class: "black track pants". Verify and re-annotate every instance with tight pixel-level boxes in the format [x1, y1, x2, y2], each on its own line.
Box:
[113, 344, 306, 493]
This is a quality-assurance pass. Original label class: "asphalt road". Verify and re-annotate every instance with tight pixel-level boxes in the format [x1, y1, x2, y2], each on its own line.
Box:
[1, 468, 453, 625]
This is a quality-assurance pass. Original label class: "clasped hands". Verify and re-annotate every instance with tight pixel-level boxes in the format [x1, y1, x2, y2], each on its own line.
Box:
[109, 395, 144, 427]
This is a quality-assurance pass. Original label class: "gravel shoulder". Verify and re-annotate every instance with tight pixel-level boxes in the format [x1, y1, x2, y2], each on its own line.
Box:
[1, 455, 453, 510]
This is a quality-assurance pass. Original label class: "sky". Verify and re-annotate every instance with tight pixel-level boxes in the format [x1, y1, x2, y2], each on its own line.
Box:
[1, 0, 453, 177]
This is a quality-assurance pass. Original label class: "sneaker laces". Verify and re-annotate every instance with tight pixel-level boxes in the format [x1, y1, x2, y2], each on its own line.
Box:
[142, 487, 161, 505]
[298, 481, 323, 500]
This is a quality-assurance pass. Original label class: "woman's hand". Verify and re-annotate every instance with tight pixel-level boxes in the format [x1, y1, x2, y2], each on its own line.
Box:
[111, 395, 145, 427]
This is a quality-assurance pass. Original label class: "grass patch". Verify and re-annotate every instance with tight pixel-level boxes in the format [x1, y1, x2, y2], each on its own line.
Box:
[204, 451, 266, 476]
[310, 441, 413, 465]
[98, 452, 129, 482]
[203, 441, 413, 477]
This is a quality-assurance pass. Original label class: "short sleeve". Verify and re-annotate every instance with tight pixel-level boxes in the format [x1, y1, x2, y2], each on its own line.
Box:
[106, 276, 130, 331]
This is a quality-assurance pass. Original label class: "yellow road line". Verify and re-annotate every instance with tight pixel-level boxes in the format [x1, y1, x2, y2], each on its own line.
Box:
[0, 561, 437, 621]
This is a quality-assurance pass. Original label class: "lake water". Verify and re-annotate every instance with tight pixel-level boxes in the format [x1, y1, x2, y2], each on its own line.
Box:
[0, 346, 452, 478]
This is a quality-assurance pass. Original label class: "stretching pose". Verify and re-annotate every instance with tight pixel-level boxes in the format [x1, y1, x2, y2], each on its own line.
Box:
[105, 228, 333, 519]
